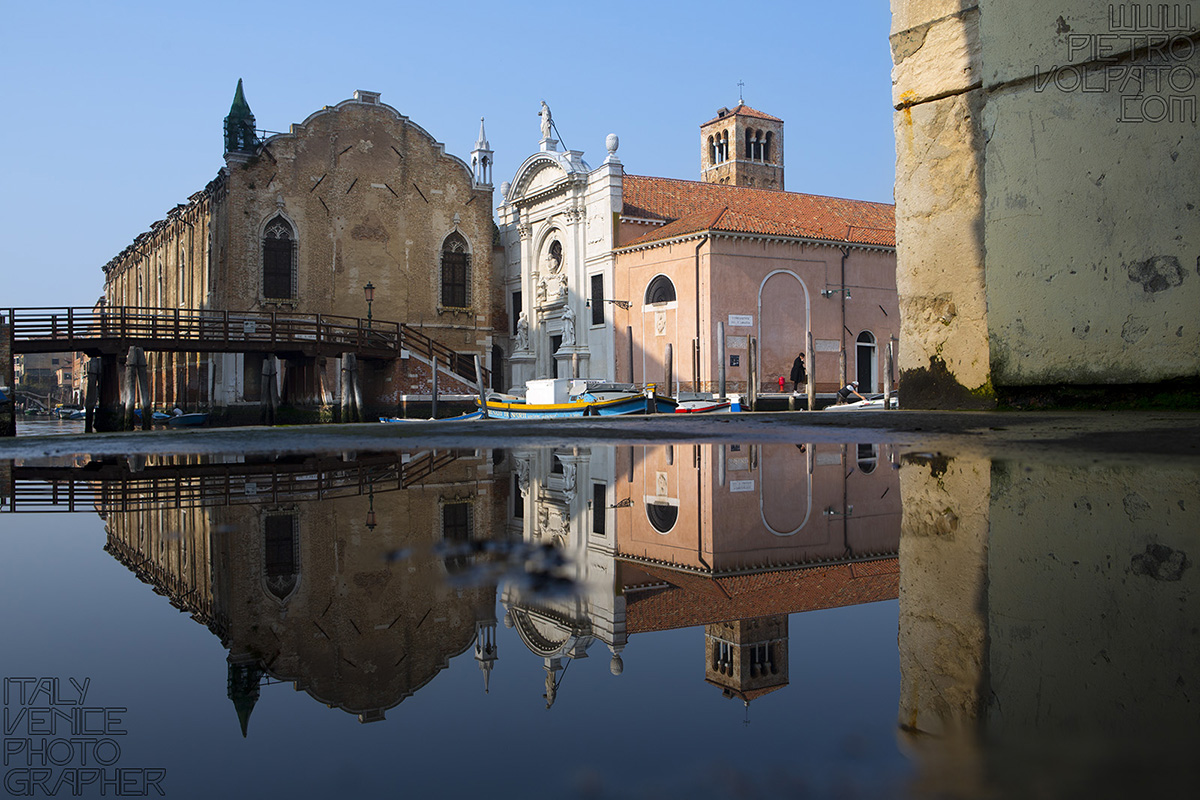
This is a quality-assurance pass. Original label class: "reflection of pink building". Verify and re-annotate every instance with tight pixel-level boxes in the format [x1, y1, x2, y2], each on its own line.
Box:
[615, 443, 900, 575]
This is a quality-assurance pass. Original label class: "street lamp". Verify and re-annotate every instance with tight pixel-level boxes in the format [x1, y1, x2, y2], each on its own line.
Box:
[363, 282, 375, 329]
[365, 490, 377, 531]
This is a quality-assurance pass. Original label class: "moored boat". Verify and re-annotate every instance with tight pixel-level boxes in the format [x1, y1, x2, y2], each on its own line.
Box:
[475, 379, 677, 419]
[166, 412, 209, 427]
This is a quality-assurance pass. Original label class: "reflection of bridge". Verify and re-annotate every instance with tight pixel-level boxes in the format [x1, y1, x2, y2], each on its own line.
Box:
[6, 306, 484, 381]
[2, 451, 458, 513]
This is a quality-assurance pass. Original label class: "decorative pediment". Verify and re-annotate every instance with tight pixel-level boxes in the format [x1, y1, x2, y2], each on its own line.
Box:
[508, 151, 591, 206]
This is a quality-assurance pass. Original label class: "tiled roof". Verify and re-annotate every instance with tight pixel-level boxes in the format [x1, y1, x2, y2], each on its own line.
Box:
[623, 558, 900, 634]
[701, 103, 784, 125]
[620, 175, 895, 249]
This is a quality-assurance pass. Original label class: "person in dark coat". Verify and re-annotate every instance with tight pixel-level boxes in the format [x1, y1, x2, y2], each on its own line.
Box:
[789, 353, 807, 392]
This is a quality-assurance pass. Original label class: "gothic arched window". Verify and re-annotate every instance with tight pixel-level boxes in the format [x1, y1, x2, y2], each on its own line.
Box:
[764, 131, 773, 162]
[262, 216, 296, 299]
[440, 231, 471, 308]
[645, 275, 677, 305]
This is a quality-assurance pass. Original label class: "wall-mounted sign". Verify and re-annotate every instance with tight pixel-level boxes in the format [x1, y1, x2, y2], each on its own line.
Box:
[727, 314, 753, 327]
[815, 339, 840, 352]
[729, 480, 755, 492]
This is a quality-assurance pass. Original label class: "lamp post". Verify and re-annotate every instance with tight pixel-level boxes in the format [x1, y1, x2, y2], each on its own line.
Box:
[365, 490, 377, 531]
[363, 282, 375, 329]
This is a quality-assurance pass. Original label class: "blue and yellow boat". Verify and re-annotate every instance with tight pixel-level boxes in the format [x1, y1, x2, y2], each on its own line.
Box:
[475, 379, 677, 419]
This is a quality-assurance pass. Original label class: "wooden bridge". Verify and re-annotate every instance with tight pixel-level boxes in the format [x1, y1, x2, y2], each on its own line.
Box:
[1, 450, 460, 513]
[5, 306, 485, 383]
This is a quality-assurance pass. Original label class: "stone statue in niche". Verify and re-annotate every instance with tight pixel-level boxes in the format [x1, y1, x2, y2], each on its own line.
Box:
[514, 455, 530, 494]
[515, 310, 529, 352]
[560, 304, 576, 347]
[538, 239, 568, 304]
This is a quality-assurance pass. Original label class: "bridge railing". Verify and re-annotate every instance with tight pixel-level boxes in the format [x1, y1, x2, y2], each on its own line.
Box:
[8, 306, 402, 356]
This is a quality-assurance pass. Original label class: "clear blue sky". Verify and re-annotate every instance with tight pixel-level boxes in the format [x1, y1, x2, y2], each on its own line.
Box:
[0, 0, 896, 309]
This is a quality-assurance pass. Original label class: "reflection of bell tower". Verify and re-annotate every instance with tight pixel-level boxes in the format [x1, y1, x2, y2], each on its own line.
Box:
[475, 618, 499, 693]
[705, 616, 789, 704]
[227, 658, 264, 738]
[699, 102, 784, 189]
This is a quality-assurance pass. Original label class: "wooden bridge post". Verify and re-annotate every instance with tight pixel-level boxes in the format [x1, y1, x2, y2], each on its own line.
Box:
[95, 354, 121, 431]
[261, 355, 278, 425]
[122, 347, 150, 431]
[431, 357, 439, 420]
[474, 355, 488, 419]
[84, 358, 101, 433]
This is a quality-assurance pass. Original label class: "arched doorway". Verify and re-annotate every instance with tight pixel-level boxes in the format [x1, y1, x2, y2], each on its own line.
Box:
[856, 331, 877, 392]
[758, 272, 808, 393]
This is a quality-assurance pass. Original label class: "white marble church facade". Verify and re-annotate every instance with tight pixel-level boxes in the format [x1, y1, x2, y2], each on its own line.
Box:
[496, 106, 623, 391]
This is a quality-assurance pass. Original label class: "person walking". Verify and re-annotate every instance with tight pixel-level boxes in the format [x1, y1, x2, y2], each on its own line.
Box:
[789, 352, 807, 393]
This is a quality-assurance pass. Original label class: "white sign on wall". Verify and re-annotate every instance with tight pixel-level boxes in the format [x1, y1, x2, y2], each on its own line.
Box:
[815, 339, 841, 352]
[729, 480, 755, 492]
[727, 314, 753, 327]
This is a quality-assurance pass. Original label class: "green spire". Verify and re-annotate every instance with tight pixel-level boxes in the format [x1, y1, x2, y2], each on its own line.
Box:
[224, 79, 258, 156]
[227, 660, 263, 738]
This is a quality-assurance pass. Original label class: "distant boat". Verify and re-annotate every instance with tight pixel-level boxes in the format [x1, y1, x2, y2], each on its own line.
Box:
[823, 393, 899, 411]
[674, 394, 741, 414]
[134, 409, 173, 422]
[474, 380, 677, 419]
[380, 410, 484, 423]
[166, 412, 209, 427]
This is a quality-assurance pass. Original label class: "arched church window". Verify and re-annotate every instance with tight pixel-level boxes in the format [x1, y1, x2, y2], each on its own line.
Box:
[263, 513, 298, 602]
[440, 231, 471, 308]
[745, 129, 753, 159]
[764, 131, 773, 162]
[645, 275, 676, 305]
[262, 216, 296, 299]
[647, 502, 678, 534]
[721, 130, 729, 162]
[708, 135, 716, 165]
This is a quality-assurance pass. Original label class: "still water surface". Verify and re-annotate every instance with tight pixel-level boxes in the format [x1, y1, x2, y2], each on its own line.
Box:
[1, 433, 1195, 799]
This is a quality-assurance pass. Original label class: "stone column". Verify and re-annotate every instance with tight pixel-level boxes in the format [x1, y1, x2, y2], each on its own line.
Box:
[891, 2, 991, 407]
[897, 451, 991, 795]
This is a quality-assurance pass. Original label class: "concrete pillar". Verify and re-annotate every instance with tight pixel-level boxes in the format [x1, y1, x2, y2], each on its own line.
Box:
[891, 2, 991, 407]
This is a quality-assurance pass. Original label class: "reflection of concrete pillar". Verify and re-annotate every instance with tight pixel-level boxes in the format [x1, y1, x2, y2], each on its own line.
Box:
[898, 452, 990, 795]
[986, 461, 1200, 763]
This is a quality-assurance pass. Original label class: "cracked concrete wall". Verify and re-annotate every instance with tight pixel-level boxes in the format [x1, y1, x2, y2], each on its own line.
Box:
[893, 1, 1200, 402]
[988, 461, 1199, 738]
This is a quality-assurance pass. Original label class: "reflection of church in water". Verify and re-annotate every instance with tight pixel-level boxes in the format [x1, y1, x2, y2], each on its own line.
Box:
[100, 450, 510, 728]
[95, 440, 899, 727]
[505, 441, 901, 708]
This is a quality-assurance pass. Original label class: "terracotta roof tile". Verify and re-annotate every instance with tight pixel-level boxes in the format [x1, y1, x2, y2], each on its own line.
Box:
[623, 558, 900, 634]
[620, 175, 895, 249]
[701, 103, 784, 126]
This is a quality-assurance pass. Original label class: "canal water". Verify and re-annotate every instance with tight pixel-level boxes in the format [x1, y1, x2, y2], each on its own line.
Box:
[1, 430, 1196, 799]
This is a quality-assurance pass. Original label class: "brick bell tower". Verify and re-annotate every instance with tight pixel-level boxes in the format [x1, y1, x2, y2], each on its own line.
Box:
[699, 99, 784, 189]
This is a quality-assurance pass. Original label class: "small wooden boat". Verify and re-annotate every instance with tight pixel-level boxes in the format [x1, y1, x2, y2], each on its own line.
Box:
[380, 411, 484, 423]
[674, 394, 742, 414]
[166, 412, 209, 427]
[823, 393, 898, 411]
[474, 379, 677, 420]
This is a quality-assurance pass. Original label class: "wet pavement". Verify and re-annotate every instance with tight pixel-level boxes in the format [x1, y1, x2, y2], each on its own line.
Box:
[4, 410, 1199, 461]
